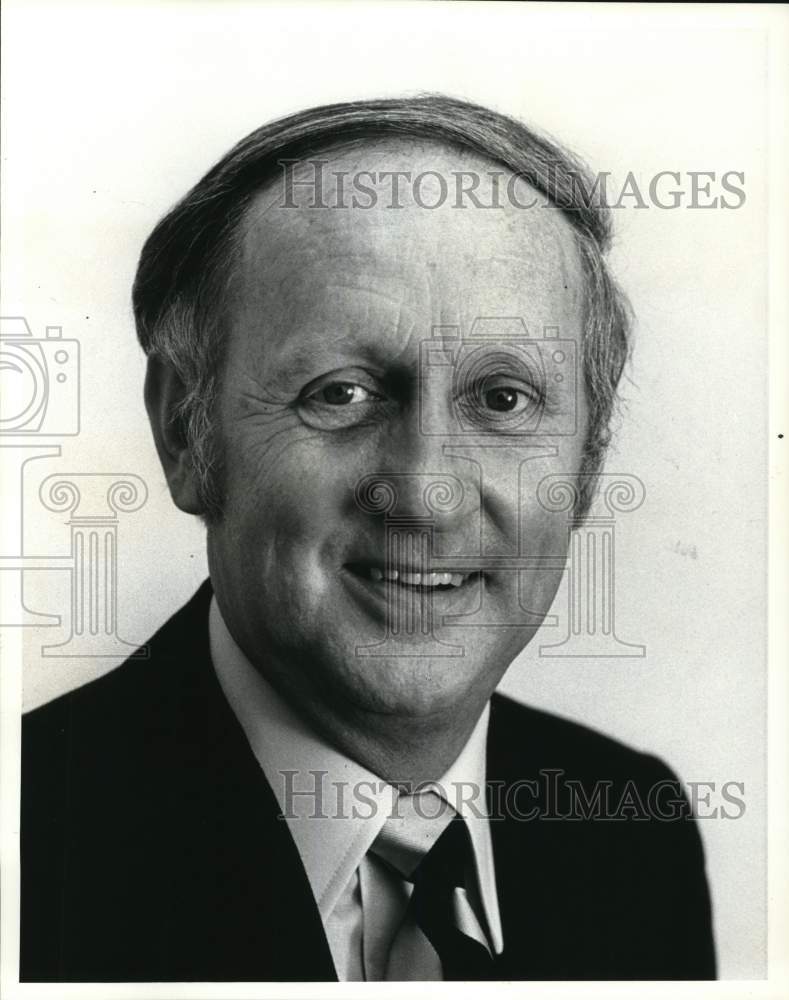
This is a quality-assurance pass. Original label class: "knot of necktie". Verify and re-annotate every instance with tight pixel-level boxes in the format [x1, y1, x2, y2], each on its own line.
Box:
[371, 789, 455, 879]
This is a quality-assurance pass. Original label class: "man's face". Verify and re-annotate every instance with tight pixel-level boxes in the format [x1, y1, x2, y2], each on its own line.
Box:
[207, 140, 588, 739]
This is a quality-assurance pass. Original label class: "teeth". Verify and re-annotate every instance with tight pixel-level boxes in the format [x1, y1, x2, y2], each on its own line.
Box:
[368, 567, 469, 587]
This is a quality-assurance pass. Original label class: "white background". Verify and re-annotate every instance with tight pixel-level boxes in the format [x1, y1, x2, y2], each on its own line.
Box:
[2, 0, 782, 983]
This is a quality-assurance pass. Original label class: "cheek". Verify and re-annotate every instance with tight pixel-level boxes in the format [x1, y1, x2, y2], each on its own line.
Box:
[524, 510, 567, 553]
[223, 419, 323, 521]
[222, 439, 349, 589]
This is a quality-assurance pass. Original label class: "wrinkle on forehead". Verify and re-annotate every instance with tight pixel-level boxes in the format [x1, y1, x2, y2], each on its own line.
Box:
[230, 138, 585, 351]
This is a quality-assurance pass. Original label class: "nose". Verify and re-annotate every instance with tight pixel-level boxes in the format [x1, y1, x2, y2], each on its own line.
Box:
[353, 408, 481, 536]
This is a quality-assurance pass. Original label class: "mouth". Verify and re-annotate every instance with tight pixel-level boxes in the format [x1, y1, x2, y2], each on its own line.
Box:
[340, 559, 486, 628]
[345, 562, 481, 592]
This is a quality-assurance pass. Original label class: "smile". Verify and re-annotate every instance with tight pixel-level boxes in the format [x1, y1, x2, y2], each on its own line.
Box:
[368, 567, 469, 588]
[340, 560, 486, 625]
[346, 563, 478, 590]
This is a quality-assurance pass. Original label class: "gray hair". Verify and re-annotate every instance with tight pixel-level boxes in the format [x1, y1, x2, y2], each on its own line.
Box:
[132, 94, 632, 521]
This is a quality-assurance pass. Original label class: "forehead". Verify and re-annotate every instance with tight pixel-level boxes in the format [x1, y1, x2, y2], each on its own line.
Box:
[231, 138, 585, 358]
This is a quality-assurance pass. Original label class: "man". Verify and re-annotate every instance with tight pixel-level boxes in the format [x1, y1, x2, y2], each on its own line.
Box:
[20, 95, 716, 981]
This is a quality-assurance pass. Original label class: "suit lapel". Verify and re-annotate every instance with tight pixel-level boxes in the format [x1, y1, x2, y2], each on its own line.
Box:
[153, 581, 338, 981]
[485, 693, 573, 980]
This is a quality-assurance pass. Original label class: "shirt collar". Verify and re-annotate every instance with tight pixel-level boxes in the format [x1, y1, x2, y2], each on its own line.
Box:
[209, 596, 503, 954]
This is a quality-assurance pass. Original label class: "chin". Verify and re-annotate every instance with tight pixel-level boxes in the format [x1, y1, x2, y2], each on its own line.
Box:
[314, 648, 497, 722]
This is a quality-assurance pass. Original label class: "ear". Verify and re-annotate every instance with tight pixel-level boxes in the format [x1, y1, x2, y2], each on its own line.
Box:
[144, 356, 204, 516]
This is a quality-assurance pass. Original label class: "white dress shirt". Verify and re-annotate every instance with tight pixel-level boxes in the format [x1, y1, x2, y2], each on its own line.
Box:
[209, 596, 503, 980]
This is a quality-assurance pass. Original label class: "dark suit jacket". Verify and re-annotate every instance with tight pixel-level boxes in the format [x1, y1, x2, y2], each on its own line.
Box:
[20, 580, 716, 981]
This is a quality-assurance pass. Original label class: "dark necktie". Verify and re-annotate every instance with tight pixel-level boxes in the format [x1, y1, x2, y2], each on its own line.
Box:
[371, 793, 498, 981]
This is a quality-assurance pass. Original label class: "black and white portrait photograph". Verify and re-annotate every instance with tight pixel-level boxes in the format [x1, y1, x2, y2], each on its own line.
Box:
[1, 2, 787, 996]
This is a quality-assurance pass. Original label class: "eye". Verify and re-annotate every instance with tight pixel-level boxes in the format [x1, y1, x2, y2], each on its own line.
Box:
[313, 381, 373, 406]
[296, 371, 390, 430]
[483, 385, 525, 413]
[478, 379, 540, 415]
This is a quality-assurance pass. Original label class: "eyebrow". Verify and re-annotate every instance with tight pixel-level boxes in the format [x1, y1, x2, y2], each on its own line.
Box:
[266, 338, 393, 384]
